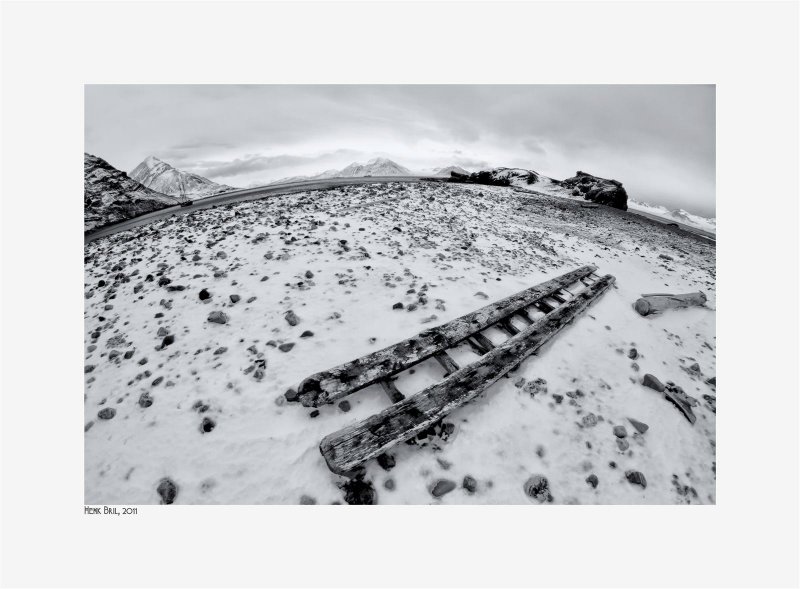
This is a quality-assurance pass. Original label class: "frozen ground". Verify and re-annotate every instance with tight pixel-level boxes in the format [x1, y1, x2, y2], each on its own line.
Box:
[84, 182, 716, 505]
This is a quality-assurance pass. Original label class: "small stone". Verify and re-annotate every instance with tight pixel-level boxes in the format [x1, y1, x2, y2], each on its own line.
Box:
[582, 413, 598, 428]
[152, 376, 163, 386]
[585, 474, 599, 488]
[625, 470, 647, 488]
[642, 373, 665, 392]
[613, 425, 628, 438]
[84, 364, 95, 373]
[161, 334, 175, 348]
[338, 400, 351, 413]
[284, 310, 300, 326]
[207, 311, 229, 325]
[305, 270, 314, 279]
[627, 418, 649, 434]
[377, 453, 396, 471]
[514, 377, 526, 388]
[616, 438, 630, 452]
[706, 376, 716, 386]
[200, 417, 216, 433]
[157, 477, 178, 505]
[431, 479, 457, 497]
[138, 392, 153, 408]
[552, 394, 563, 404]
[198, 288, 211, 301]
[284, 388, 299, 402]
[213, 346, 227, 355]
[97, 407, 116, 420]
[475, 291, 489, 299]
[343, 478, 376, 505]
[123, 350, 134, 360]
[628, 348, 638, 359]
[278, 342, 295, 353]
[392, 302, 404, 310]
[229, 294, 241, 303]
[84, 421, 94, 432]
[299, 495, 316, 505]
[300, 330, 314, 338]
[462, 475, 477, 494]
[523, 474, 551, 503]
[383, 478, 395, 491]
[309, 410, 320, 418]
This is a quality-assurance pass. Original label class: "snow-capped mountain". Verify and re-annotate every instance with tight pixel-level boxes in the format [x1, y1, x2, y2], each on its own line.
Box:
[627, 199, 716, 234]
[84, 153, 180, 232]
[337, 157, 412, 177]
[427, 165, 470, 177]
[130, 156, 233, 198]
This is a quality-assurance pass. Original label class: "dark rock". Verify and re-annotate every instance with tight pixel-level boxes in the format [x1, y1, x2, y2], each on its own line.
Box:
[392, 302, 404, 310]
[123, 350, 134, 360]
[628, 348, 638, 360]
[706, 376, 716, 386]
[299, 495, 316, 505]
[463, 475, 477, 494]
[198, 288, 211, 301]
[627, 417, 649, 434]
[338, 400, 351, 412]
[642, 373, 665, 392]
[585, 474, 599, 489]
[84, 421, 94, 432]
[97, 407, 116, 420]
[300, 330, 314, 338]
[192, 400, 210, 413]
[157, 326, 169, 337]
[161, 334, 175, 347]
[582, 413, 598, 427]
[625, 470, 647, 488]
[383, 478, 395, 491]
[200, 417, 216, 433]
[84, 364, 95, 373]
[152, 376, 163, 387]
[305, 270, 314, 279]
[284, 310, 300, 326]
[552, 394, 563, 404]
[562, 171, 628, 210]
[278, 342, 295, 352]
[309, 410, 320, 418]
[616, 438, 630, 452]
[431, 479, 457, 497]
[342, 478, 376, 505]
[523, 474, 552, 503]
[138, 392, 153, 408]
[377, 453, 396, 471]
[157, 477, 178, 505]
[229, 294, 241, 303]
[207, 311, 228, 325]
[613, 425, 628, 438]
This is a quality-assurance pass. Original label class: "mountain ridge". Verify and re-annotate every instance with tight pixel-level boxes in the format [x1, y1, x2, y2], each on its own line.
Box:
[130, 156, 233, 198]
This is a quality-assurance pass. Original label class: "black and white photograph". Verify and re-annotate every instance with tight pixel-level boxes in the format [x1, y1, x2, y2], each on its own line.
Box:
[2, 1, 798, 588]
[83, 84, 717, 505]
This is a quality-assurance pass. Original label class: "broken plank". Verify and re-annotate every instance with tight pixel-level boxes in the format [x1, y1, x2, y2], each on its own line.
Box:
[297, 265, 597, 407]
[319, 275, 616, 475]
[634, 291, 707, 316]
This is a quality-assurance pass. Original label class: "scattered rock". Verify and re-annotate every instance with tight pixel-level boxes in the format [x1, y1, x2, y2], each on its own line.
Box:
[628, 348, 638, 359]
[392, 302, 404, 310]
[338, 400, 351, 413]
[300, 330, 314, 338]
[84, 421, 94, 432]
[383, 478, 395, 491]
[625, 470, 647, 489]
[157, 477, 178, 504]
[523, 474, 552, 503]
[97, 407, 116, 420]
[284, 388, 299, 402]
[431, 479, 457, 497]
[200, 417, 216, 433]
[278, 342, 295, 353]
[585, 474, 599, 489]
[284, 310, 300, 326]
[377, 453, 396, 471]
[616, 438, 630, 452]
[613, 425, 628, 438]
[138, 392, 153, 408]
[462, 475, 477, 494]
[627, 417, 649, 434]
[309, 410, 320, 418]
[642, 373, 665, 392]
[229, 294, 241, 303]
[299, 495, 317, 505]
[207, 311, 229, 325]
[342, 478, 376, 505]
[198, 288, 211, 301]
[581, 413, 598, 428]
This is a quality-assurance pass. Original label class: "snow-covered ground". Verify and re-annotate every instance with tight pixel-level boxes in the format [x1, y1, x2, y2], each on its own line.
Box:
[627, 199, 717, 234]
[84, 182, 716, 505]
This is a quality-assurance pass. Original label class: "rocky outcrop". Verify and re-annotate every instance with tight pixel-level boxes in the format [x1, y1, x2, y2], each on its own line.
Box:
[562, 171, 628, 210]
[450, 167, 541, 187]
[84, 153, 180, 232]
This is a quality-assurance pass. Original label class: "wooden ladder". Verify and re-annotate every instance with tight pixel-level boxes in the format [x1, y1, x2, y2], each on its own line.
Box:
[294, 266, 615, 476]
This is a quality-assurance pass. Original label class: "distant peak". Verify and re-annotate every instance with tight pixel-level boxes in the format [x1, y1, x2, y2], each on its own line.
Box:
[143, 155, 166, 168]
[367, 157, 392, 164]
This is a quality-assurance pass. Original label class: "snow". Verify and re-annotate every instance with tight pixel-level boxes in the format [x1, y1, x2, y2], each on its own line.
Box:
[84, 182, 716, 505]
[628, 199, 717, 234]
[130, 156, 234, 199]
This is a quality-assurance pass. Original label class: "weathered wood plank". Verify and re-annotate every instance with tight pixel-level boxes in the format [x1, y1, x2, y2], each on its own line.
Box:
[465, 336, 491, 356]
[498, 319, 521, 336]
[634, 291, 707, 316]
[534, 300, 556, 313]
[296, 265, 597, 407]
[319, 275, 616, 475]
[471, 332, 496, 352]
[379, 379, 405, 403]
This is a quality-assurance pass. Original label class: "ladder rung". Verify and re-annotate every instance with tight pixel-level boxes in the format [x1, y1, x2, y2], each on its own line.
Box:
[434, 351, 460, 376]
[379, 379, 405, 403]
[472, 332, 496, 352]
[498, 319, 520, 336]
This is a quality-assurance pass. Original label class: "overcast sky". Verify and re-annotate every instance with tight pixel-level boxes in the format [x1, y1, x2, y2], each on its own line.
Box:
[85, 85, 715, 216]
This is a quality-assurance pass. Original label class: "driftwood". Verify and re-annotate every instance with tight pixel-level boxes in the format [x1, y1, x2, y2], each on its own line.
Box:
[634, 291, 706, 316]
[319, 275, 615, 475]
[297, 265, 597, 407]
